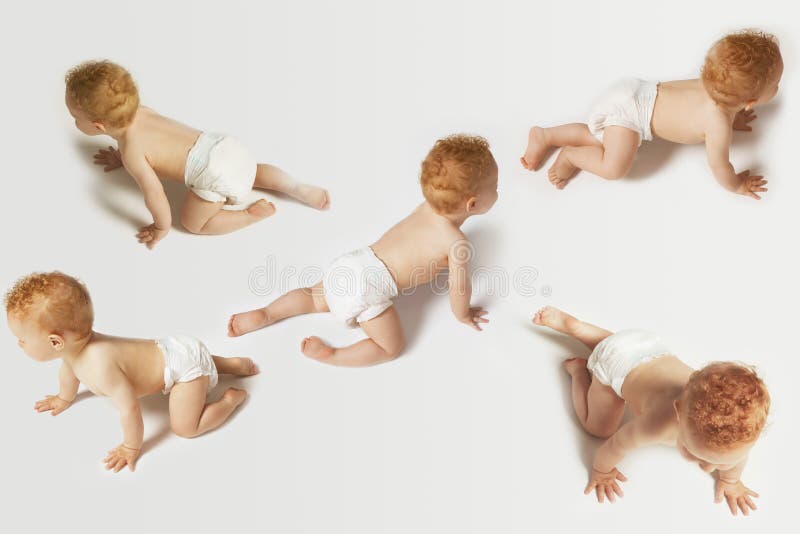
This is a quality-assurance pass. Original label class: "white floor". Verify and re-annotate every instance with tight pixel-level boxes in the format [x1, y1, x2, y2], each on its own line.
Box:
[1, 1, 798, 532]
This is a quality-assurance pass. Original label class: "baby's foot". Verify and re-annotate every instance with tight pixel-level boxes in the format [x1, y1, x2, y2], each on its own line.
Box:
[221, 387, 248, 407]
[547, 149, 579, 189]
[227, 357, 260, 376]
[247, 199, 277, 220]
[520, 126, 551, 171]
[563, 357, 588, 376]
[532, 306, 579, 334]
[228, 308, 272, 337]
[301, 336, 335, 361]
[291, 184, 330, 211]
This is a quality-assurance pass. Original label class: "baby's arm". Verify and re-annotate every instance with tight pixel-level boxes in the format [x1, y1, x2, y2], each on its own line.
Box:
[705, 119, 767, 200]
[121, 150, 172, 249]
[100, 367, 144, 472]
[715, 458, 759, 516]
[447, 237, 489, 331]
[34, 363, 80, 416]
[588, 416, 664, 502]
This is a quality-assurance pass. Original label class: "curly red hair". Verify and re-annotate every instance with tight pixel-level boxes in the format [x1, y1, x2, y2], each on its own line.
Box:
[420, 134, 494, 214]
[684, 362, 769, 449]
[701, 30, 782, 108]
[5, 272, 94, 336]
[65, 60, 139, 128]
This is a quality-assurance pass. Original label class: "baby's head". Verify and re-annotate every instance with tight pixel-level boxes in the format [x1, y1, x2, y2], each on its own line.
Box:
[675, 362, 769, 471]
[65, 60, 139, 135]
[5, 272, 94, 361]
[420, 134, 498, 217]
[702, 30, 783, 110]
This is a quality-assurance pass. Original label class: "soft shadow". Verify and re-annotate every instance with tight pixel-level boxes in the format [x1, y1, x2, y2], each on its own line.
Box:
[626, 137, 680, 180]
[732, 97, 782, 149]
[526, 323, 599, 470]
[70, 390, 95, 406]
[395, 283, 439, 351]
[71, 139, 188, 232]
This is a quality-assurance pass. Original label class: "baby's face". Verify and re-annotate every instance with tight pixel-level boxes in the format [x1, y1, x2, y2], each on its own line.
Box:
[473, 158, 499, 214]
[756, 59, 783, 106]
[65, 91, 103, 136]
[7, 313, 60, 362]
[676, 418, 753, 472]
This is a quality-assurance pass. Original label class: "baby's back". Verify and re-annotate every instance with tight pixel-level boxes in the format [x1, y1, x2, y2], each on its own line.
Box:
[121, 107, 202, 181]
[651, 80, 728, 144]
[371, 203, 463, 291]
[79, 334, 166, 397]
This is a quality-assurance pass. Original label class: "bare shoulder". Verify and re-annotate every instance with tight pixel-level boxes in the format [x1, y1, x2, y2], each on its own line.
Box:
[704, 103, 734, 137]
[637, 400, 679, 442]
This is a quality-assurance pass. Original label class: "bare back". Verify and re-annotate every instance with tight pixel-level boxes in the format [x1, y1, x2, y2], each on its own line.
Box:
[621, 355, 695, 441]
[370, 203, 465, 291]
[651, 79, 733, 144]
[118, 107, 202, 181]
[70, 334, 166, 398]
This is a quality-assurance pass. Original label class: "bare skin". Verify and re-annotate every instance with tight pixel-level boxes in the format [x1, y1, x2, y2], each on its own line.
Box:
[67, 94, 329, 249]
[8, 315, 258, 473]
[227, 160, 499, 367]
[532, 306, 761, 515]
[521, 64, 782, 198]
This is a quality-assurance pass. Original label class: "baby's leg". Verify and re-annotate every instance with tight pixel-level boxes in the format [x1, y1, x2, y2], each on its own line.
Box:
[301, 306, 404, 367]
[228, 281, 329, 337]
[532, 306, 612, 351]
[168, 376, 247, 438]
[564, 358, 625, 438]
[521, 124, 600, 171]
[254, 164, 330, 210]
[211, 355, 260, 376]
[180, 190, 275, 235]
[548, 126, 639, 188]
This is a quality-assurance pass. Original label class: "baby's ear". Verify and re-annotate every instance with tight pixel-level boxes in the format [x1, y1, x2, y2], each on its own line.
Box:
[465, 197, 478, 213]
[48, 334, 65, 351]
[92, 121, 106, 133]
[673, 399, 681, 419]
[744, 100, 757, 111]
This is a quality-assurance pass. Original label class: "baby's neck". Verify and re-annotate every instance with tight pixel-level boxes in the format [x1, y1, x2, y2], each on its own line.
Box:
[59, 330, 96, 363]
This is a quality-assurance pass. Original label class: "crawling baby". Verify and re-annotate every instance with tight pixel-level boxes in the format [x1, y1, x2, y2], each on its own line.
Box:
[65, 60, 329, 248]
[5, 272, 259, 472]
[228, 134, 498, 366]
[521, 30, 782, 199]
[533, 306, 769, 516]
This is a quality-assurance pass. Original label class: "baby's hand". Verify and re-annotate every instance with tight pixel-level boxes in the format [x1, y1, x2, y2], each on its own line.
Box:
[715, 479, 759, 516]
[458, 307, 489, 331]
[585, 467, 627, 503]
[34, 394, 71, 416]
[733, 109, 757, 132]
[103, 444, 140, 473]
[136, 223, 169, 250]
[735, 170, 768, 200]
[93, 146, 123, 172]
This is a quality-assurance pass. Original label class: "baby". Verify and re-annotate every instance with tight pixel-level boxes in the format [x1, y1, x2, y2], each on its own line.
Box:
[65, 60, 330, 249]
[533, 306, 769, 516]
[227, 134, 498, 366]
[5, 272, 259, 472]
[521, 30, 782, 199]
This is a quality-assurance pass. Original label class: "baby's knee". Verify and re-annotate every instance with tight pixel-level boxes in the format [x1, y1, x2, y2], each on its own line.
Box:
[383, 338, 405, 359]
[584, 422, 617, 439]
[599, 163, 631, 180]
[171, 421, 200, 439]
[180, 212, 206, 235]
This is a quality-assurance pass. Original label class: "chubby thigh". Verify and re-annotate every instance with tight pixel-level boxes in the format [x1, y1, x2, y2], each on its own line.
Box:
[168, 375, 210, 436]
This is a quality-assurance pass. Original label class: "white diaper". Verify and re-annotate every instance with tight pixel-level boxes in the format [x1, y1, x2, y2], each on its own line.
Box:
[587, 329, 671, 397]
[184, 132, 257, 206]
[323, 247, 398, 327]
[156, 335, 219, 395]
[587, 78, 659, 146]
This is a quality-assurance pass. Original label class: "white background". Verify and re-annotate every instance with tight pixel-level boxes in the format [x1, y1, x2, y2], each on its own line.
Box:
[0, 1, 797, 532]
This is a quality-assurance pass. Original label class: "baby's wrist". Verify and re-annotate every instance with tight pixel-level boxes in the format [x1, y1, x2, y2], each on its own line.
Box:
[56, 395, 72, 404]
[121, 444, 141, 452]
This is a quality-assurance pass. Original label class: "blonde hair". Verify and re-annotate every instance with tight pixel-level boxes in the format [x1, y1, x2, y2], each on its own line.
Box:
[683, 362, 770, 449]
[5, 272, 94, 336]
[65, 60, 139, 128]
[420, 134, 494, 214]
[701, 30, 782, 108]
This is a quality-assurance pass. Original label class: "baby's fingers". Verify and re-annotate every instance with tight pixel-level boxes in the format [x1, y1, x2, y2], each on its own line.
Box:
[615, 470, 627, 482]
[611, 481, 624, 497]
[725, 494, 738, 515]
[746, 488, 760, 498]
